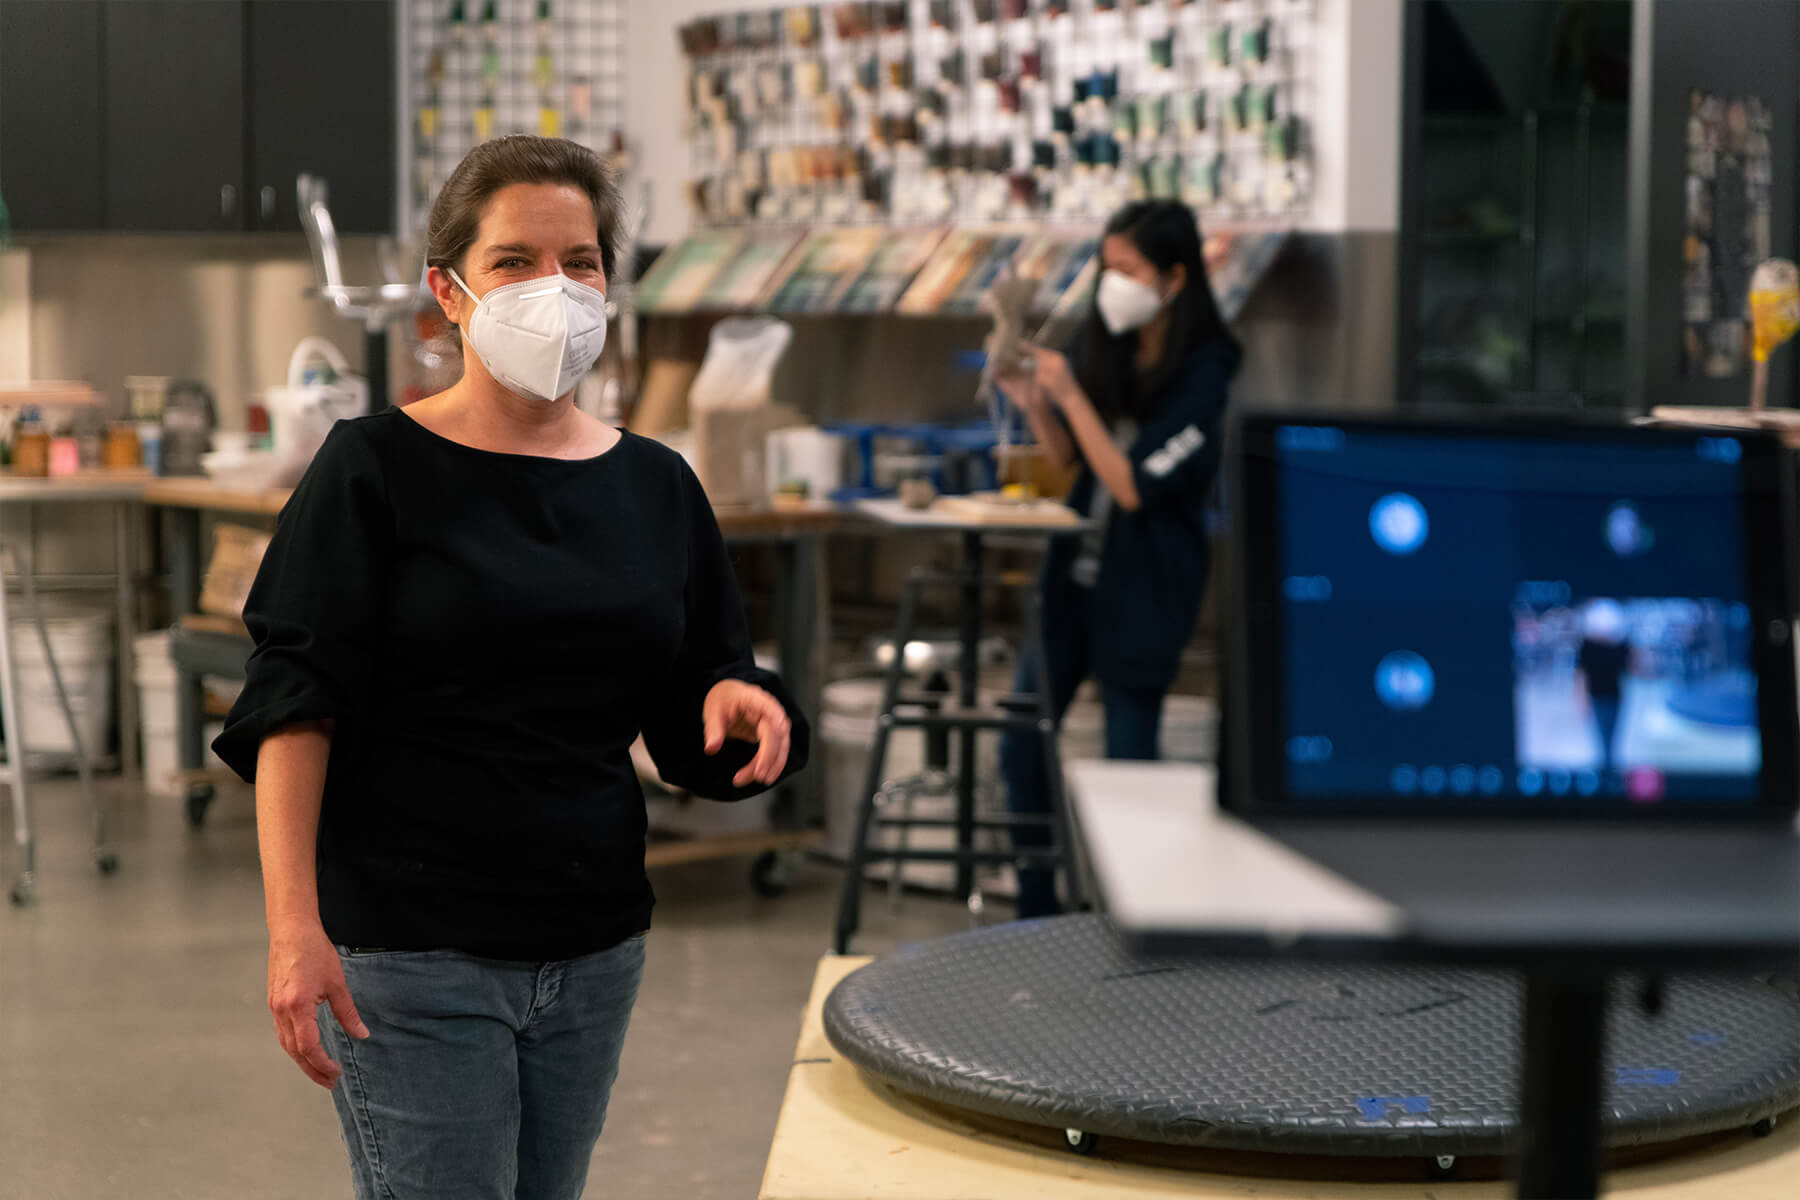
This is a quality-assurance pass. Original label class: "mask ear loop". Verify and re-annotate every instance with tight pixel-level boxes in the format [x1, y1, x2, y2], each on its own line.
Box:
[444, 267, 483, 305]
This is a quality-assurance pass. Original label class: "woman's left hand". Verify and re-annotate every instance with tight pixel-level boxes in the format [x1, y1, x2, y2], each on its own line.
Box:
[1029, 346, 1078, 408]
[703, 680, 792, 787]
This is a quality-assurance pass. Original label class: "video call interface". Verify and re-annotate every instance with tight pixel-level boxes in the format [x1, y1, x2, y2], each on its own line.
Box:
[1274, 426, 1763, 808]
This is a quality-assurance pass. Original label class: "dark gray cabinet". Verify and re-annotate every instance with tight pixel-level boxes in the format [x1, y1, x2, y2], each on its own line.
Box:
[0, 0, 394, 234]
[0, 0, 106, 230]
[247, 0, 395, 234]
[103, 0, 248, 230]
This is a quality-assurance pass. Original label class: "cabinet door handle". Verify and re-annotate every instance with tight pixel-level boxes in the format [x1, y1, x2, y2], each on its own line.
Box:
[219, 184, 238, 217]
[260, 186, 276, 221]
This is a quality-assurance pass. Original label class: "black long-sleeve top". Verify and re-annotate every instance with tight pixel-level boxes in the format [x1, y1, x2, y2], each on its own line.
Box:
[214, 409, 810, 961]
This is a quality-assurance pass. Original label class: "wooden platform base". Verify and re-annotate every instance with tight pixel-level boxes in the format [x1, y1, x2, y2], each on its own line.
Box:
[760, 956, 1800, 1200]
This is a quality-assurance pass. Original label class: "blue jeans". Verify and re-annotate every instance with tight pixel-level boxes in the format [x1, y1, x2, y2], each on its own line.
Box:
[1001, 625, 1166, 919]
[316, 934, 647, 1200]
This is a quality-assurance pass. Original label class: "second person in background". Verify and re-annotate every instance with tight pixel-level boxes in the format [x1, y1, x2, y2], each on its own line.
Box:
[1000, 200, 1242, 918]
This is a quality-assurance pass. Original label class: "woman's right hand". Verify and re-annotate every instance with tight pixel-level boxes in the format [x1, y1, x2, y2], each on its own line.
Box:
[999, 374, 1048, 414]
[267, 917, 369, 1089]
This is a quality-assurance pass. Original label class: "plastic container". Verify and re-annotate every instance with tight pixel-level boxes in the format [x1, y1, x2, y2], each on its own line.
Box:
[134, 630, 225, 795]
[11, 604, 112, 765]
[267, 337, 367, 481]
[124, 376, 170, 422]
[136, 423, 164, 476]
[135, 631, 180, 795]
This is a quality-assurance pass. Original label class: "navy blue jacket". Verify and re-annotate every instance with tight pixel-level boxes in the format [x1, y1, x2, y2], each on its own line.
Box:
[1042, 339, 1241, 690]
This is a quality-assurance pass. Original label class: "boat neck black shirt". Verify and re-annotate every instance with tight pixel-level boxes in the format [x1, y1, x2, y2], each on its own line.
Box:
[215, 409, 809, 961]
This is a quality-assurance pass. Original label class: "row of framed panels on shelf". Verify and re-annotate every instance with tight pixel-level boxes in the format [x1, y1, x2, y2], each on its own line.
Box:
[680, 0, 1315, 226]
[632, 222, 1290, 321]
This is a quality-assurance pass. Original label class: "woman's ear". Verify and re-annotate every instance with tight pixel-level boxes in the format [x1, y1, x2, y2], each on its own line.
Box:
[428, 266, 467, 330]
[1163, 262, 1188, 302]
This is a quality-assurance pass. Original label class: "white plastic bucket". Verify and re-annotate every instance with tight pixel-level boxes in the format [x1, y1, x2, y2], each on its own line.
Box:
[135, 631, 179, 796]
[133, 630, 227, 796]
[10, 604, 113, 764]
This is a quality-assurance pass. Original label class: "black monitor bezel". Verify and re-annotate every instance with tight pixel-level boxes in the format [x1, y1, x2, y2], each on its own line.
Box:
[1223, 408, 1799, 822]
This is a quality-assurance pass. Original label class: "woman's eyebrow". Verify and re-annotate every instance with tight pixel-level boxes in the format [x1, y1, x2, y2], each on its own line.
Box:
[484, 242, 601, 255]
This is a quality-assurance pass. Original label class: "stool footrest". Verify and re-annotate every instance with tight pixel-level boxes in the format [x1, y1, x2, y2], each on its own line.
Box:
[889, 711, 1044, 732]
[875, 814, 1055, 831]
[857, 847, 1067, 865]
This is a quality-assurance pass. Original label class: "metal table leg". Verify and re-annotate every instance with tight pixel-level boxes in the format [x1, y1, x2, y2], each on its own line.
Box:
[114, 501, 139, 780]
[162, 507, 209, 777]
[0, 571, 33, 906]
[773, 534, 824, 830]
[955, 531, 985, 900]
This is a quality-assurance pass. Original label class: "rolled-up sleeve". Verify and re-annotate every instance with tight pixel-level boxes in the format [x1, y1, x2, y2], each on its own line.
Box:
[212, 422, 391, 782]
[639, 464, 812, 801]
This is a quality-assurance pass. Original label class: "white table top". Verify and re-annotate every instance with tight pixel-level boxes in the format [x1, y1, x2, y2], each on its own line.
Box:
[1067, 760, 1404, 943]
[854, 496, 1094, 534]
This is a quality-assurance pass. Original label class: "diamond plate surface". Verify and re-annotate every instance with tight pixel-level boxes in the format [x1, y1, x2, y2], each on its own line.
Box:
[822, 916, 1800, 1156]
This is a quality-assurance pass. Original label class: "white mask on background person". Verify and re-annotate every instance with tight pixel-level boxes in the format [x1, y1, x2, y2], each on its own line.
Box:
[1095, 269, 1170, 336]
[449, 268, 608, 403]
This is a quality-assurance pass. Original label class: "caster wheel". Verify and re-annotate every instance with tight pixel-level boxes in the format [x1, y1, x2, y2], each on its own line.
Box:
[750, 850, 792, 898]
[185, 784, 215, 830]
[94, 852, 120, 876]
[1063, 1129, 1098, 1156]
[9, 881, 32, 907]
[1429, 1154, 1458, 1179]
[1752, 1116, 1778, 1138]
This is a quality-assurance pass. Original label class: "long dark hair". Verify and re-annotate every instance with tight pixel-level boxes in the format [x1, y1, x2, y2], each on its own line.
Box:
[1069, 201, 1238, 422]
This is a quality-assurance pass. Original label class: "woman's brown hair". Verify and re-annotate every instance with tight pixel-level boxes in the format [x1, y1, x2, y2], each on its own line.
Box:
[425, 135, 623, 282]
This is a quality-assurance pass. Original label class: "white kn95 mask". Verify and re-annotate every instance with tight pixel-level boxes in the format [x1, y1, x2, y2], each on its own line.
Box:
[1095, 269, 1169, 336]
[449, 268, 608, 403]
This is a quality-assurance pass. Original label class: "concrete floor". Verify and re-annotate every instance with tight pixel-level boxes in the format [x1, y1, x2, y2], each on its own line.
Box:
[0, 780, 972, 1199]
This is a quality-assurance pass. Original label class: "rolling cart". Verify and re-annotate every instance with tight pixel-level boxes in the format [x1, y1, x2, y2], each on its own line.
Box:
[4, 541, 116, 905]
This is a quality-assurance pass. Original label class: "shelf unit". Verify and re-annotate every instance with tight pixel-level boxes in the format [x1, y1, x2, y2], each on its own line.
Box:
[1405, 98, 1629, 409]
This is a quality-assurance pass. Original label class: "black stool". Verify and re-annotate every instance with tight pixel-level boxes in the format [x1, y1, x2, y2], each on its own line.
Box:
[834, 540, 1084, 955]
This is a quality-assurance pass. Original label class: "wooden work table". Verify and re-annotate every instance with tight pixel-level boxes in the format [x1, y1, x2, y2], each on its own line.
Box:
[138, 477, 845, 829]
[760, 956, 1800, 1200]
[143, 477, 852, 535]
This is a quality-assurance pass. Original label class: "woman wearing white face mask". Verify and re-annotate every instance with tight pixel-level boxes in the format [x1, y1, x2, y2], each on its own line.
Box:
[214, 136, 809, 1199]
[997, 200, 1241, 918]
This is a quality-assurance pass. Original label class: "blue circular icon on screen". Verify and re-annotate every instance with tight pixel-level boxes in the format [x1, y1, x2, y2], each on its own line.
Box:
[1548, 770, 1572, 796]
[1479, 766, 1505, 795]
[1392, 765, 1419, 793]
[1370, 493, 1429, 555]
[1450, 765, 1476, 795]
[1576, 770, 1601, 797]
[1518, 768, 1544, 796]
[1375, 652, 1436, 711]
[1421, 766, 1448, 795]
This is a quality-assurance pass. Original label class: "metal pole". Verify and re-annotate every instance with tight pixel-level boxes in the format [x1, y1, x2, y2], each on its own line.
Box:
[955, 531, 984, 900]
[115, 500, 139, 779]
[1515, 969, 1608, 1199]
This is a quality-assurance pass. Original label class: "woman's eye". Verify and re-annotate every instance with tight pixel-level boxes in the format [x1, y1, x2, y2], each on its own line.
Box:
[567, 259, 598, 271]
[496, 257, 528, 268]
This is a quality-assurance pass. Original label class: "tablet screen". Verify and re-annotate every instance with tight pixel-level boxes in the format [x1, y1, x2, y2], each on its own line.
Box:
[1243, 420, 1791, 813]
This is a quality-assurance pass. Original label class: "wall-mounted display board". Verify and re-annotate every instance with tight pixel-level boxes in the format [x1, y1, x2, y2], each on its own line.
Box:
[677, 0, 1315, 227]
[408, 0, 630, 232]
